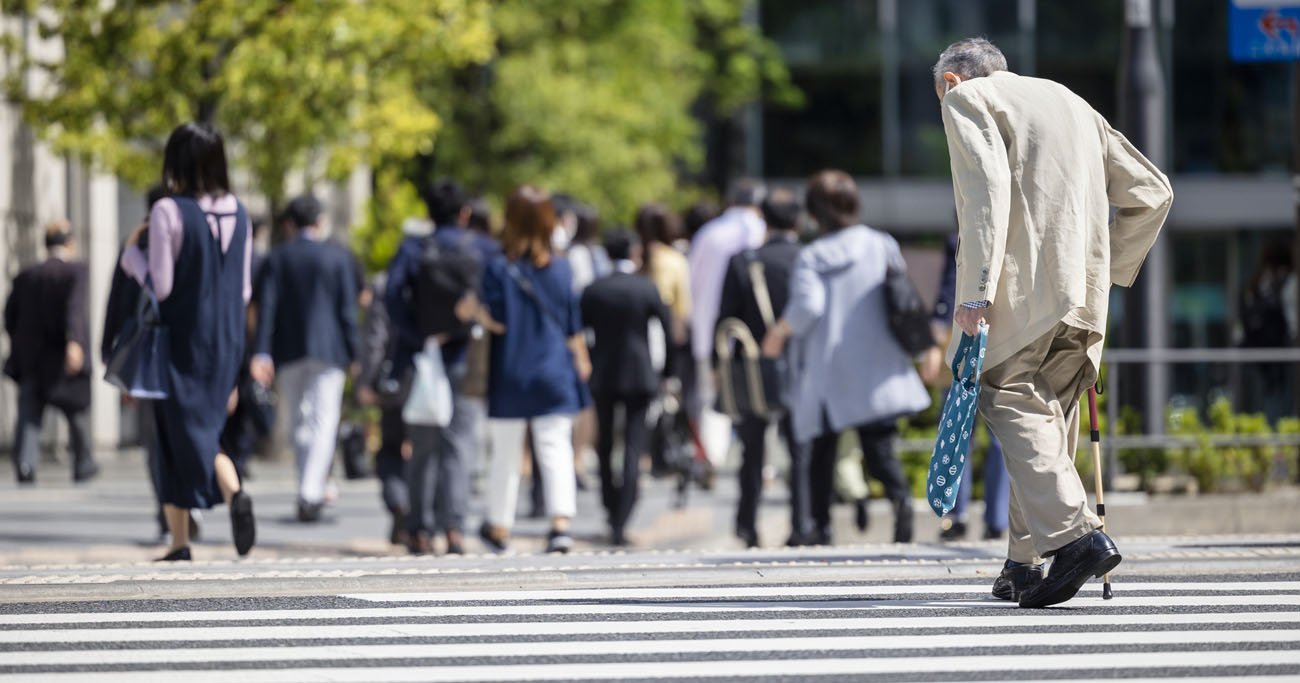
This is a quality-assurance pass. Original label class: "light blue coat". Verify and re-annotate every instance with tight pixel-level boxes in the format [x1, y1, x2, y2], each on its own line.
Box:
[782, 225, 931, 444]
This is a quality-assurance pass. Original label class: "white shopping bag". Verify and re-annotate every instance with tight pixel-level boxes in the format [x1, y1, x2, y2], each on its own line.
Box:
[402, 338, 453, 428]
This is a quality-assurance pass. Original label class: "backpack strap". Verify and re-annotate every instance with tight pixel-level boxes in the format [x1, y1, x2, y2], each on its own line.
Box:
[743, 250, 776, 329]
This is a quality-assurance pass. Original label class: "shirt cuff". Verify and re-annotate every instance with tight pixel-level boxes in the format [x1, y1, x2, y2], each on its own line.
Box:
[960, 300, 991, 309]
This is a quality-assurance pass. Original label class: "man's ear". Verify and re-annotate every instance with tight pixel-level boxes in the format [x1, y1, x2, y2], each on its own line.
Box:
[943, 71, 963, 89]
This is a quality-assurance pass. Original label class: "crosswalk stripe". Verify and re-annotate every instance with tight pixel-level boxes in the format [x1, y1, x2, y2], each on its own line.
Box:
[2, 610, 1297, 644]
[7, 650, 1300, 681]
[1, 592, 1297, 627]
[343, 581, 1300, 603]
[1, 629, 1297, 667]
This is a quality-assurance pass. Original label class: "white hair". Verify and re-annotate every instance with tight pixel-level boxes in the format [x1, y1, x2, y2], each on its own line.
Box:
[933, 38, 1008, 84]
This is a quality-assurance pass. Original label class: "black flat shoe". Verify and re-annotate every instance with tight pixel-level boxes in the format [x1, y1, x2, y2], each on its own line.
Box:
[1018, 529, 1122, 608]
[991, 559, 1044, 601]
[854, 499, 869, 532]
[156, 546, 192, 562]
[939, 518, 968, 542]
[297, 500, 323, 523]
[479, 522, 509, 554]
[230, 491, 256, 557]
[445, 530, 466, 555]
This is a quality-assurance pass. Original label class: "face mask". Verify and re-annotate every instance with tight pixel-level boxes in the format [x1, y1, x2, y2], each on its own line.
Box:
[552, 227, 571, 252]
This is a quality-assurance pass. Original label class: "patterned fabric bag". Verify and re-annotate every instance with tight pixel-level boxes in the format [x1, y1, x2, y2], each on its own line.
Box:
[927, 322, 988, 517]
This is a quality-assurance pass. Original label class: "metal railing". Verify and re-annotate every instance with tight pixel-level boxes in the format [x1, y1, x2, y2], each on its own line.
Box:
[899, 347, 1300, 489]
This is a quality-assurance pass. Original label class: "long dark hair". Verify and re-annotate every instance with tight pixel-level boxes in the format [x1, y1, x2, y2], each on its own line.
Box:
[161, 122, 231, 197]
[634, 202, 680, 273]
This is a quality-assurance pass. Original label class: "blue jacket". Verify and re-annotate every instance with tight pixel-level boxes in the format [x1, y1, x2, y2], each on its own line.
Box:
[782, 225, 931, 444]
[385, 227, 500, 374]
[482, 253, 590, 418]
[255, 233, 360, 369]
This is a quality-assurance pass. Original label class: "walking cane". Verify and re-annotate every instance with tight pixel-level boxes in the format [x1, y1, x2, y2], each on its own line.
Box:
[1086, 385, 1114, 600]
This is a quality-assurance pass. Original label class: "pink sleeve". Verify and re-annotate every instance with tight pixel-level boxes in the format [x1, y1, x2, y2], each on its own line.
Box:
[120, 245, 149, 284]
[147, 199, 184, 301]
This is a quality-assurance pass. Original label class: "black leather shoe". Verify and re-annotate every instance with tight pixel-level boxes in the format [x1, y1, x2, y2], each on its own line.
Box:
[892, 498, 914, 544]
[991, 559, 1044, 601]
[1018, 529, 1122, 608]
[610, 527, 629, 548]
[15, 463, 35, 485]
[156, 546, 192, 562]
[736, 527, 759, 549]
[853, 499, 869, 532]
[230, 491, 256, 557]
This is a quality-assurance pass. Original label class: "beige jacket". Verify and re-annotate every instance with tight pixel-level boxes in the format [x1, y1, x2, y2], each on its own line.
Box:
[942, 71, 1173, 371]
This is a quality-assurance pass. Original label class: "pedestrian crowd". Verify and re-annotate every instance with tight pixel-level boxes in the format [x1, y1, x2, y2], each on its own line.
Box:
[4, 38, 1172, 608]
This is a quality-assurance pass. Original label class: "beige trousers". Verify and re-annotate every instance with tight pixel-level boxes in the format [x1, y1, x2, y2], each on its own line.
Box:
[979, 322, 1102, 564]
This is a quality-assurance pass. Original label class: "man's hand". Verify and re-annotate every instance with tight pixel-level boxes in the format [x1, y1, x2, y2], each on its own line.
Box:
[227, 388, 239, 416]
[250, 356, 276, 386]
[455, 292, 480, 323]
[64, 341, 84, 375]
[761, 320, 792, 359]
[954, 306, 986, 337]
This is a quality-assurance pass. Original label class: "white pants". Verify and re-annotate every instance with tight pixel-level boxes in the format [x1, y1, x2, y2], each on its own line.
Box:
[486, 414, 576, 528]
[278, 359, 345, 504]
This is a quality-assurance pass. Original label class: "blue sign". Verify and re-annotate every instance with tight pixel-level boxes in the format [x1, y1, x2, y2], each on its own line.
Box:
[1231, 1, 1300, 62]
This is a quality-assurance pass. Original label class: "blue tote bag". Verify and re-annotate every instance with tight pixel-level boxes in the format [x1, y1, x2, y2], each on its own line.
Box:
[104, 282, 170, 400]
[927, 322, 988, 517]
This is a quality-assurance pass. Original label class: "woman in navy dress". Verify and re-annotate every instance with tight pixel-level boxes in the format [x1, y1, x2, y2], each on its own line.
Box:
[120, 122, 257, 561]
[478, 185, 592, 554]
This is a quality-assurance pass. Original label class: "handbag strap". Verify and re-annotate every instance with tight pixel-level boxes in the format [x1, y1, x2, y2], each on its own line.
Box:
[950, 321, 989, 386]
[744, 251, 777, 329]
[505, 261, 567, 334]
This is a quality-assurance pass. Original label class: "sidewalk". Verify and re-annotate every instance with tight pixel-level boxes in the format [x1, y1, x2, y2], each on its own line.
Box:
[0, 447, 1298, 566]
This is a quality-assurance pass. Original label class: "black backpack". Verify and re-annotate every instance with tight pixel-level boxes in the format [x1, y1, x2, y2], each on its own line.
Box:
[884, 265, 935, 355]
[407, 233, 481, 339]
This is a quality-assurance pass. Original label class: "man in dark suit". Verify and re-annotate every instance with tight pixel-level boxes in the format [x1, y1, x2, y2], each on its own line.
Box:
[4, 220, 98, 484]
[715, 188, 806, 548]
[581, 230, 673, 546]
[250, 195, 360, 522]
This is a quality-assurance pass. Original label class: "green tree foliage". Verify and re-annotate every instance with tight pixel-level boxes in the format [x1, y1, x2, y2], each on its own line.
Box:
[0, 0, 494, 207]
[424, 0, 796, 223]
[352, 0, 796, 271]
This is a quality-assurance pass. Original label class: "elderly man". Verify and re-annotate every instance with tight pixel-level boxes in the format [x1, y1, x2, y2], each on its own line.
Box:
[936, 38, 1172, 608]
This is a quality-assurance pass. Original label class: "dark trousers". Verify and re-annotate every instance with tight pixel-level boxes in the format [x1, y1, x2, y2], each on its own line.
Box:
[12, 381, 94, 479]
[375, 406, 409, 516]
[595, 393, 652, 532]
[405, 365, 481, 535]
[808, 420, 909, 537]
[736, 413, 810, 539]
